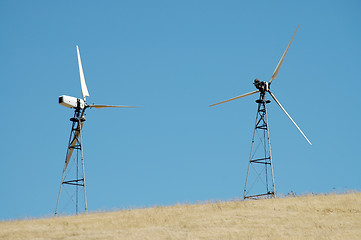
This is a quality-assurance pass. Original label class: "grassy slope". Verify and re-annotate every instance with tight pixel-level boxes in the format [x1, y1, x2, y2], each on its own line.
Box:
[1, 192, 361, 240]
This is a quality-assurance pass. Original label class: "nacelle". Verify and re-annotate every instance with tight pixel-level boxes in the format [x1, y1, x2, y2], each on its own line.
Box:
[254, 79, 269, 92]
[59, 95, 85, 109]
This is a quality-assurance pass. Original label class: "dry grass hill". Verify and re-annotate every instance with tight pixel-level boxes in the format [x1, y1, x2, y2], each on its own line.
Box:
[1, 192, 360, 240]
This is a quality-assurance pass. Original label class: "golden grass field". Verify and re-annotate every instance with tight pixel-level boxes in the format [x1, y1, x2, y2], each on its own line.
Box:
[1, 192, 360, 240]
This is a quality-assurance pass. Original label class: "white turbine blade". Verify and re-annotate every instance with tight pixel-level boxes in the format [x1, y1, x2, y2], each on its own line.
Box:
[269, 25, 299, 84]
[209, 90, 260, 107]
[76, 45, 90, 100]
[88, 104, 140, 109]
[269, 91, 312, 145]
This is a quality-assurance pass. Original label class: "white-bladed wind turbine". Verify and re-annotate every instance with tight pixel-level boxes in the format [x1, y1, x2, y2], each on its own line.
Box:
[209, 25, 311, 199]
[55, 46, 138, 215]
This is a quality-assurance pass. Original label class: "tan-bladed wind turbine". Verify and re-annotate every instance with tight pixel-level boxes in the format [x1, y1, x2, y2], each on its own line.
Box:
[55, 46, 138, 215]
[209, 25, 311, 199]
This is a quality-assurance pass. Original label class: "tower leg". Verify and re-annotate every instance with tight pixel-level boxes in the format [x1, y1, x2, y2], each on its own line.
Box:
[55, 108, 88, 215]
[243, 93, 275, 199]
[79, 130, 88, 213]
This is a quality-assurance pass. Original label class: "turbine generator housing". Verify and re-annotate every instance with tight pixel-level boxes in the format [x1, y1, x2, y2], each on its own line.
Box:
[59, 95, 85, 109]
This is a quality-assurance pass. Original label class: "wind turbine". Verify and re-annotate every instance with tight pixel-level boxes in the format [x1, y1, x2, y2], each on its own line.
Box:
[209, 25, 311, 199]
[55, 46, 137, 215]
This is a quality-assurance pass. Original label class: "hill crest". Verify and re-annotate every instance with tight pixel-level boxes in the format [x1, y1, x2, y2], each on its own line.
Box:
[1, 192, 361, 239]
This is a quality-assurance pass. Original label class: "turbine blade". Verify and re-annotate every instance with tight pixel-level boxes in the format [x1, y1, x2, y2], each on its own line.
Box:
[209, 90, 259, 107]
[76, 45, 90, 100]
[269, 25, 299, 84]
[269, 91, 312, 145]
[88, 104, 140, 109]
[64, 111, 86, 172]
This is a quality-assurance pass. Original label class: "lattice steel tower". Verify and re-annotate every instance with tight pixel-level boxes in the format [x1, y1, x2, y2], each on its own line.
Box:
[55, 104, 88, 215]
[243, 92, 275, 199]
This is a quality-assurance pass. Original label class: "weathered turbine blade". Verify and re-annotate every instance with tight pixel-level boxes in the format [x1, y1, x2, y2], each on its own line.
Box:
[63, 111, 86, 172]
[269, 25, 299, 84]
[88, 104, 140, 109]
[209, 90, 260, 107]
[269, 91, 312, 145]
[76, 45, 90, 101]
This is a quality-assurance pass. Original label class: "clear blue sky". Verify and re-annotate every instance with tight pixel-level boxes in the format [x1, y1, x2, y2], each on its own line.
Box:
[1, 0, 360, 220]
